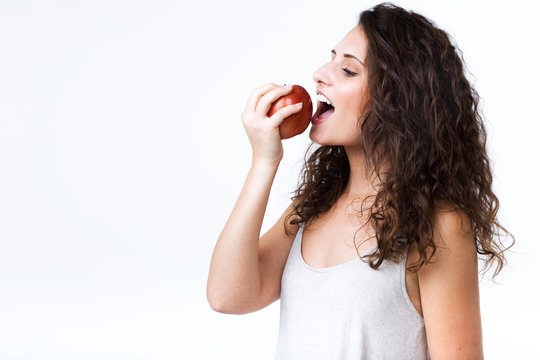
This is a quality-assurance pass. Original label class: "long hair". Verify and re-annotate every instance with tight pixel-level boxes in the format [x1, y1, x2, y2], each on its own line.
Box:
[284, 2, 514, 280]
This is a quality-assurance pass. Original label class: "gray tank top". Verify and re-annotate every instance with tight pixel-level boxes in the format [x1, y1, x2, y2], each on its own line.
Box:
[274, 222, 430, 360]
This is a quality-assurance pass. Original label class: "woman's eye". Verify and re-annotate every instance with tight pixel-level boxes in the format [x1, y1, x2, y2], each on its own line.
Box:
[341, 67, 356, 77]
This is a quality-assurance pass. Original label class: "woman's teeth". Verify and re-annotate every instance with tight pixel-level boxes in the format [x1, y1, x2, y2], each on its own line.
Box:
[317, 93, 333, 106]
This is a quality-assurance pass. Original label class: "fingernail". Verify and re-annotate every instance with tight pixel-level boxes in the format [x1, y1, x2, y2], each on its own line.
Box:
[296, 102, 303, 107]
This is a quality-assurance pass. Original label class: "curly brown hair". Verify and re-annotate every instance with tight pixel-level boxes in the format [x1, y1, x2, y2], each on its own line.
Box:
[284, 2, 515, 281]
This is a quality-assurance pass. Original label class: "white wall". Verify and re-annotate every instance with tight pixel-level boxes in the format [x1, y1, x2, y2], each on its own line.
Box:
[0, 0, 538, 359]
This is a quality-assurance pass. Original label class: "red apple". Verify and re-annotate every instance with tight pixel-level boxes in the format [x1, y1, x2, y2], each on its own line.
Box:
[267, 84, 313, 139]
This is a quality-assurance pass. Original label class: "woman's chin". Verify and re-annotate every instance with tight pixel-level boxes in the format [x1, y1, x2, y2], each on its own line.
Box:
[309, 126, 330, 145]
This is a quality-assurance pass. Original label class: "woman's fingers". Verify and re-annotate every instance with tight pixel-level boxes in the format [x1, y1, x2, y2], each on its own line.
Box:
[243, 83, 277, 115]
[240, 82, 297, 165]
[267, 102, 303, 127]
[255, 85, 293, 117]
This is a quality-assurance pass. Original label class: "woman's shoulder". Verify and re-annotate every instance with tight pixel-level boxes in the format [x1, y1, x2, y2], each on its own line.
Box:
[432, 200, 473, 244]
[409, 199, 474, 266]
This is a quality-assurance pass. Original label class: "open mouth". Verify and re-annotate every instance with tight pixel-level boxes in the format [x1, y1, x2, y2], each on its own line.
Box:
[312, 101, 335, 122]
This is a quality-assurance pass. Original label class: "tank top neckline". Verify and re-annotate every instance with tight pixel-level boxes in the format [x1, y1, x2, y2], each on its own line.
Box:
[297, 222, 379, 273]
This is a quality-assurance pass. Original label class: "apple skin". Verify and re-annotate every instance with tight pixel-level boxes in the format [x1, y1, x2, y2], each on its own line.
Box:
[267, 84, 313, 139]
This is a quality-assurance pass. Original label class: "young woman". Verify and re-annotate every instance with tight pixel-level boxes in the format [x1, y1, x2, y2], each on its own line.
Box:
[207, 2, 514, 359]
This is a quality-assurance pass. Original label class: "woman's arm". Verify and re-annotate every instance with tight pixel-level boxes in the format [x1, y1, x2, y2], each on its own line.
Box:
[206, 83, 301, 313]
[417, 206, 484, 359]
[206, 161, 279, 313]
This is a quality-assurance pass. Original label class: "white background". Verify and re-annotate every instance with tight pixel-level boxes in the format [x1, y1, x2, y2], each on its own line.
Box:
[0, 0, 538, 359]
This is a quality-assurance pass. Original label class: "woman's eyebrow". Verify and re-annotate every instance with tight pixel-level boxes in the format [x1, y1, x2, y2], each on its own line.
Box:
[331, 49, 364, 66]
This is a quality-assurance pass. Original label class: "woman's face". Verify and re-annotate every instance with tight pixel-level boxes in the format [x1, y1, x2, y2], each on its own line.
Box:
[310, 26, 369, 146]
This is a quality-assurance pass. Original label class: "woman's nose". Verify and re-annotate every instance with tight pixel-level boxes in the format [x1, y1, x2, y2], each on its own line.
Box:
[313, 63, 330, 86]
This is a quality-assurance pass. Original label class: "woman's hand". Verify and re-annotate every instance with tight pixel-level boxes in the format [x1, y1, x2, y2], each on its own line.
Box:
[241, 83, 303, 166]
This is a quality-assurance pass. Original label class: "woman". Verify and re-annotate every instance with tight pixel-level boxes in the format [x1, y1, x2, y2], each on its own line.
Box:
[207, 2, 514, 359]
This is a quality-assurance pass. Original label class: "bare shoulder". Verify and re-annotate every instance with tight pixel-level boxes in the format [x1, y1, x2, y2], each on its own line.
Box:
[431, 200, 476, 255]
[409, 201, 475, 263]
[420, 200, 478, 288]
